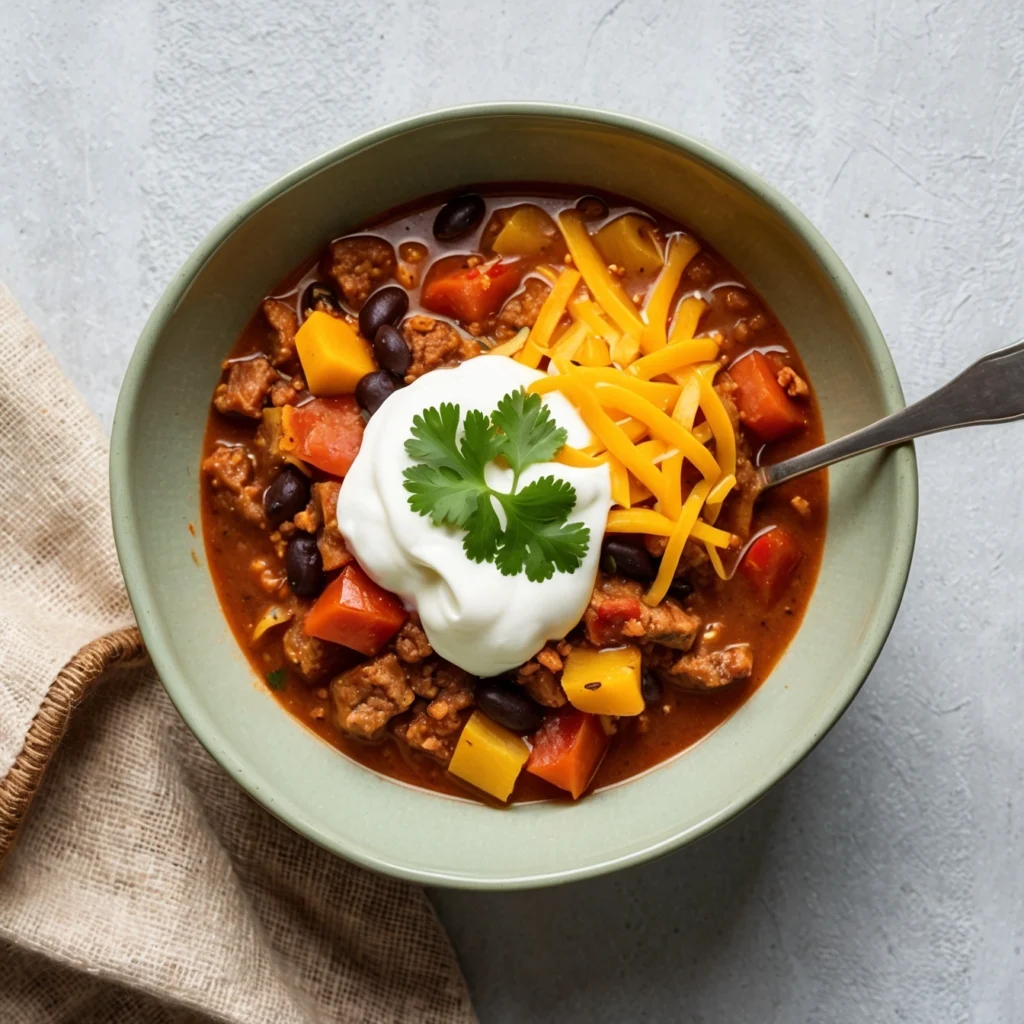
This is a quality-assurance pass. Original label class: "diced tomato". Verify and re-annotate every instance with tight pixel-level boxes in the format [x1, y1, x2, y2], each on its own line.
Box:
[284, 395, 364, 477]
[421, 256, 523, 323]
[595, 597, 643, 627]
[304, 563, 407, 656]
[739, 527, 803, 602]
[728, 351, 804, 442]
[526, 708, 609, 800]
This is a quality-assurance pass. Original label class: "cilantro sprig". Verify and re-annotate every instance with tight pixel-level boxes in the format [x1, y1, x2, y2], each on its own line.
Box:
[402, 389, 590, 582]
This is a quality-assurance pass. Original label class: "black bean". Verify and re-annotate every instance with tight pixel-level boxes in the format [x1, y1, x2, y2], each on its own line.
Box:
[358, 286, 409, 341]
[641, 669, 663, 705]
[576, 195, 609, 221]
[669, 578, 694, 602]
[355, 370, 401, 417]
[600, 536, 656, 582]
[286, 533, 324, 598]
[476, 680, 543, 734]
[433, 193, 486, 242]
[373, 324, 412, 377]
[301, 280, 340, 319]
[263, 466, 310, 527]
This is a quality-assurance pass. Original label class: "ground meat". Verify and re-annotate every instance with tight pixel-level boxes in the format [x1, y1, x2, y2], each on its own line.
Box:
[715, 375, 762, 538]
[516, 663, 567, 708]
[283, 614, 344, 682]
[269, 377, 306, 407]
[777, 365, 810, 398]
[262, 298, 298, 367]
[394, 661, 475, 763]
[535, 644, 563, 674]
[730, 449, 762, 540]
[643, 535, 716, 589]
[404, 658, 464, 700]
[330, 653, 414, 738]
[395, 702, 467, 764]
[791, 495, 811, 518]
[496, 278, 550, 333]
[323, 236, 396, 309]
[401, 315, 482, 382]
[311, 481, 349, 571]
[425, 666, 474, 721]
[395, 617, 433, 664]
[660, 644, 754, 691]
[291, 498, 322, 535]
[213, 356, 278, 419]
[584, 575, 700, 650]
[201, 445, 265, 526]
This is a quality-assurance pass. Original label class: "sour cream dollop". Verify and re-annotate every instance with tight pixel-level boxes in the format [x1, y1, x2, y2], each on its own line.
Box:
[336, 356, 612, 677]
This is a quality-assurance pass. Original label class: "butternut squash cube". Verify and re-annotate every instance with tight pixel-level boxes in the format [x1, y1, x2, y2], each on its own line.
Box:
[448, 711, 530, 802]
[294, 311, 375, 395]
[561, 645, 644, 716]
[594, 214, 664, 278]
[492, 204, 558, 257]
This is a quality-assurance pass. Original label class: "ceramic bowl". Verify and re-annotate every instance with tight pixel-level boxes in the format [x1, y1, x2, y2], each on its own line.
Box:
[110, 104, 917, 889]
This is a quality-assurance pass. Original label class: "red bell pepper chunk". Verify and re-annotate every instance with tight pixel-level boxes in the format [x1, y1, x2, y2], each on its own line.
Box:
[729, 351, 804, 442]
[304, 563, 407, 656]
[285, 395, 364, 477]
[526, 708, 609, 800]
[740, 527, 803, 602]
[421, 258, 522, 323]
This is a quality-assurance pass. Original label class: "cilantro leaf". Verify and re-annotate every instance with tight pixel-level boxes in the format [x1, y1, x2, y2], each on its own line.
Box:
[266, 668, 287, 691]
[495, 476, 591, 582]
[403, 463, 481, 527]
[463, 492, 502, 563]
[403, 388, 590, 581]
[459, 407, 502, 477]
[405, 403, 475, 476]
[492, 390, 568, 479]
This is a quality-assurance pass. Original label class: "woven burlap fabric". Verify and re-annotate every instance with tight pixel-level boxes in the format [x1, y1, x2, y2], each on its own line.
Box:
[0, 285, 476, 1024]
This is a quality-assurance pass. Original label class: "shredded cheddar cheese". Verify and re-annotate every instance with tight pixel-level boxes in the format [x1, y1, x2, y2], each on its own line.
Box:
[559, 210, 645, 337]
[488, 211, 742, 598]
[640, 235, 700, 353]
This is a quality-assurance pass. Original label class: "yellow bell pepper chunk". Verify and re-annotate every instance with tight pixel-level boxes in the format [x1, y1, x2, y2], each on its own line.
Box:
[562, 646, 644, 716]
[448, 711, 530, 802]
[294, 311, 375, 395]
[492, 204, 558, 257]
[594, 214, 665, 277]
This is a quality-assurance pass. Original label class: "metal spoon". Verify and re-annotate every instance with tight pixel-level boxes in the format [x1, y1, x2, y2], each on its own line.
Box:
[759, 340, 1024, 489]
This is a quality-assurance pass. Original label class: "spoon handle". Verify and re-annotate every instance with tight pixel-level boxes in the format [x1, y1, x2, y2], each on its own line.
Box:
[760, 339, 1024, 490]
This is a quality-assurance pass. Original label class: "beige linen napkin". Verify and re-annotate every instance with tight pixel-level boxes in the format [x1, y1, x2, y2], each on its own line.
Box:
[0, 285, 476, 1024]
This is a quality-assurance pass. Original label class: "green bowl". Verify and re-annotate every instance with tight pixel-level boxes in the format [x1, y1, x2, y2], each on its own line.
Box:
[110, 104, 917, 889]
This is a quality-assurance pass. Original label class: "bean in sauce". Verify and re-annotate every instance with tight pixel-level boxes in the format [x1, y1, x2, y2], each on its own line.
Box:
[355, 370, 401, 416]
[432, 193, 486, 242]
[264, 466, 310, 527]
[285, 533, 324, 597]
[373, 324, 412, 377]
[358, 285, 409, 341]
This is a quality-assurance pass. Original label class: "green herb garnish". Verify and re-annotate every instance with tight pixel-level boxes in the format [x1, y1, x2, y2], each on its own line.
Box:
[402, 389, 590, 582]
[266, 668, 287, 690]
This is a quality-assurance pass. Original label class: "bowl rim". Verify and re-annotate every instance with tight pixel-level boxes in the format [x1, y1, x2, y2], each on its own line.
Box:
[110, 102, 918, 888]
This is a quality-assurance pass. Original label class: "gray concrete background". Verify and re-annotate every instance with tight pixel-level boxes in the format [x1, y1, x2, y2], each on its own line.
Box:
[2, 1, 1022, 1020]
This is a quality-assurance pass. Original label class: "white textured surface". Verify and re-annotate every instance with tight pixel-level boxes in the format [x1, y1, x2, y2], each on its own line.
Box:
[2, 1, 1022, 1020]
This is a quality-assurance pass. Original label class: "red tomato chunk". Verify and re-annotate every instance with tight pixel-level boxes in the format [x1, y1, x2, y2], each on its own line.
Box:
[421, 259, 522, 322]
[305, 564, 407, 656]
[729, 351, 804, 442]
[740, 527, 803, 603]
[527, 707, 609, 799]
[285, 396, 364, 477]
